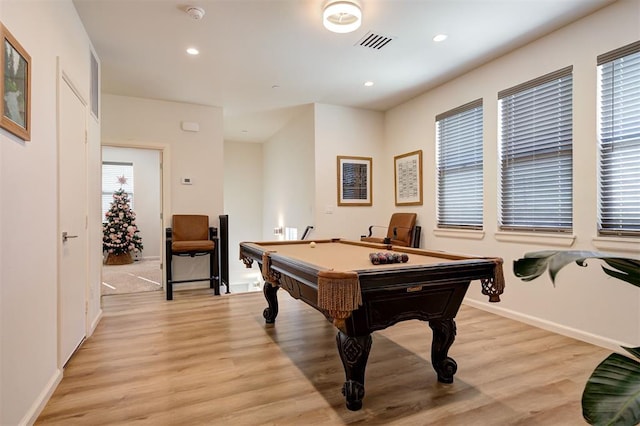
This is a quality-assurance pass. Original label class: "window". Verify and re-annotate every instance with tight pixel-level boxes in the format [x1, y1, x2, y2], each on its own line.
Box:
[597, 41, 640, 237]
[498, 66, 573, 232]
[102, 162, 134, 221]
[436, 99, 484, 229]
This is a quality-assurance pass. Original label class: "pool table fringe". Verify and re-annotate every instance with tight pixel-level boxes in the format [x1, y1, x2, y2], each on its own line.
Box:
[317, 270, 363, 329]
[481, 258, 505, 302]
[261, 252, 281, 285]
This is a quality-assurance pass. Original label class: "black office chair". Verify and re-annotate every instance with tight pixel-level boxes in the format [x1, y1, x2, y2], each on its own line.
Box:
[165, 214, 219, 300]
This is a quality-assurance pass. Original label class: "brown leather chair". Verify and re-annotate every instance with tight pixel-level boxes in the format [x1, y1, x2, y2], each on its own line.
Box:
[361, 213, 421, 248]
[165, 215, 219, 300]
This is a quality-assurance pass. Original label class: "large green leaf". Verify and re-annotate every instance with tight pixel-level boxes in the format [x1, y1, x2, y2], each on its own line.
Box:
[514, 251, 640, 425]
[582, 350, 640, 425]
[513, 251, 640, 288]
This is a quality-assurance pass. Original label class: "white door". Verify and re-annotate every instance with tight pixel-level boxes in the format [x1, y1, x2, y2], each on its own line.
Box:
[58, 73, 88, 366]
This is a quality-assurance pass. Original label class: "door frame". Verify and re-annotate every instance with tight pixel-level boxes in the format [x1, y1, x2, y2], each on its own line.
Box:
[57, 63, 89, 368]
[100, 141, 170, 290]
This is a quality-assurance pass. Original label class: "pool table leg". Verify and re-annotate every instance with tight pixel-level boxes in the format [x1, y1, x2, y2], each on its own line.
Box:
[262, 283, 279, 323]
[428, 318, 458, 383]
[336, 332, 372, 411]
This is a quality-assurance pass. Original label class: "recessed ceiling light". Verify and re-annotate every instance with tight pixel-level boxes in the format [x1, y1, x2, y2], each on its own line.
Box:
[364, 81, 374, 87]
[186, 47, 199, 55]
[433, 34, 448, 42]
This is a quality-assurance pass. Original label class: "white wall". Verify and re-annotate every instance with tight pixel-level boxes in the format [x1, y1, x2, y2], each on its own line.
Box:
[385, 0, 640, 350]
[102, 146, 162, 258]
[101, 94, 224, 286]
[313, 104, 387, 240]
[262, 105, 315, 241]
[0, 1, 102, 424]
[224, 140, 263, 289]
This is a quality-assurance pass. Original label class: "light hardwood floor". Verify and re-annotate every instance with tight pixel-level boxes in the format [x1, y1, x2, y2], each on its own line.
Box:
[37, 288, 609, 425]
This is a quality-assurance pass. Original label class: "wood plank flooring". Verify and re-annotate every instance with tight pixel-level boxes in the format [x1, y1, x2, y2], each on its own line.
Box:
[36, 288, 610, 425]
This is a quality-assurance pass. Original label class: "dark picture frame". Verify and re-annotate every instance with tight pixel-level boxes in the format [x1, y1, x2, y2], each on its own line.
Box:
[394, 150, 423, 206]
[0, 23, 31, 141]
[337, 155, 372, 206]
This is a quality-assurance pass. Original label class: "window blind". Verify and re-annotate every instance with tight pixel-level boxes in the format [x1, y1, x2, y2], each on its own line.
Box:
[498, 66, 573, 232]
[102, 162, 134, 220]
[436, 99, 483, 229]
[598, 41, 640, 236]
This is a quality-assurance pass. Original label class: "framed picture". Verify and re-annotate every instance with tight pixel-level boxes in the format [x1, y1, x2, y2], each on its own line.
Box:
[337, 156, 372, 206]
[0, 23, 31, 141]
[394, 150, 423, 206]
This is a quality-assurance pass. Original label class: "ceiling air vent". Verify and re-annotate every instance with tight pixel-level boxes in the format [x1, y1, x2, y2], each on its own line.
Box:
[356, 31, 394, 50]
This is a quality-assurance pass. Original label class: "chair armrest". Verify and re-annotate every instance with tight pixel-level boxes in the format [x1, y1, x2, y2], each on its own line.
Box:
[166, 227, 173, 241]
[209, 226, 218, 240]
[412, 225, 422, 248]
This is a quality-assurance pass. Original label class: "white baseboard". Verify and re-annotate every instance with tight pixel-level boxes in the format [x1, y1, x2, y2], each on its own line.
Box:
[23, 368, 62, 426]
[463, 298, 632, 354]
[88, 308, 103, 337]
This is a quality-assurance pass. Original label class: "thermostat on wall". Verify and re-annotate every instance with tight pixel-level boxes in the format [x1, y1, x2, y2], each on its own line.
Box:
[181, 121, 200, 132]
[181, 177, 193, 185]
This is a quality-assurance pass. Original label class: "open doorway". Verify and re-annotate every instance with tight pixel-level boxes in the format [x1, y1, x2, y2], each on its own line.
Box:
[101, 146, 162, 295]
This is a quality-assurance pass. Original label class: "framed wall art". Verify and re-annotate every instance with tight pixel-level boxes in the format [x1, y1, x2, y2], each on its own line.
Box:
[337, 155, 372, 206]
[0, 23, 31, 141]
[394, 150, 423, 206]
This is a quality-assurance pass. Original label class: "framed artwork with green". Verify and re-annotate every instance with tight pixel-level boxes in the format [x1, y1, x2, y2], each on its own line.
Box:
[1, 23, 31, 141]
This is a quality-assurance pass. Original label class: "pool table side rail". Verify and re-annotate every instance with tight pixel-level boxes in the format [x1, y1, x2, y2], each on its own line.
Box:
[239, 240, 504, 309]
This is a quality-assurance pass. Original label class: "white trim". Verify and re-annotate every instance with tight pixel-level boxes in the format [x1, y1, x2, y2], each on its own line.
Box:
[88, 308, 103, 337]
[494, 231, 576, 247]
[592, 236, 640, 254]
[23, 369, 63, 426]
[433, 228, 485, 240]
[464, 298, 633, 354]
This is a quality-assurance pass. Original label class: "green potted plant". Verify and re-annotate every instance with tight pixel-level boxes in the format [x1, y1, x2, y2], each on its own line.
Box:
[513, 251, 640, 425]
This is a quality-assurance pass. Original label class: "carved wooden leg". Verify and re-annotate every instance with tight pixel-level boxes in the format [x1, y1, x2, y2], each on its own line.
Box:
[262, 283, 279, 324]
[336, 332, 372, 411]
[428, 318, 458, 383]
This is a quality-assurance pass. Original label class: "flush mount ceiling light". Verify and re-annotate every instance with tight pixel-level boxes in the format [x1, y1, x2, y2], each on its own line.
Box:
[323, 0, 362, 34]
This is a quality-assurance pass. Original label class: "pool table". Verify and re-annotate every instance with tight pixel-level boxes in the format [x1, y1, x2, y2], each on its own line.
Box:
[239, 239, 504, 411]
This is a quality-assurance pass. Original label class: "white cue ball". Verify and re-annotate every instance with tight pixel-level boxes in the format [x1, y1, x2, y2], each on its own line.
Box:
[309, 241, 316, 248]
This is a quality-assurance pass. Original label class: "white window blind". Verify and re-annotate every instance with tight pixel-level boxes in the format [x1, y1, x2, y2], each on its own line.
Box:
[498, 66, 573, 232]
[597, 40, 640, 237]
[436, 99, 484, 229]
[102, 162, 134, 220]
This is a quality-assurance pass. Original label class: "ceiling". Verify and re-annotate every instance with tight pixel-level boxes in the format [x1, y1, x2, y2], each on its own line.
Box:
[73, 0, 614, 143]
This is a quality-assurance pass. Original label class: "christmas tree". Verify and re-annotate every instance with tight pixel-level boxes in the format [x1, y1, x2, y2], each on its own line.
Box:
[102, 176, 143, 258]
